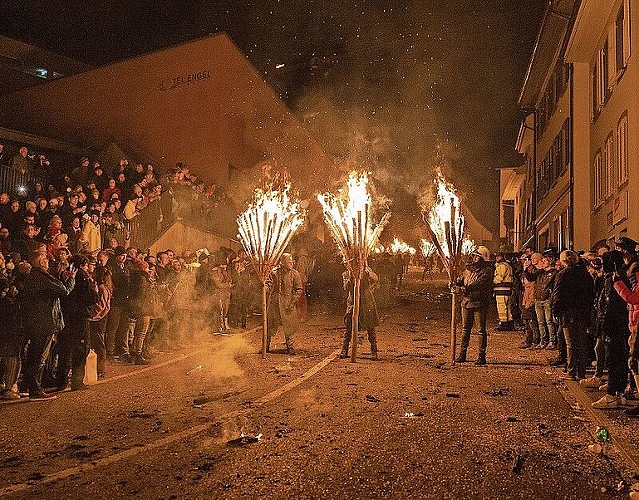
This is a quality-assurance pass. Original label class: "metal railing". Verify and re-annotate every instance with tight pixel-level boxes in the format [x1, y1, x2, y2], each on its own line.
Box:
[107, 190, 177, 250]
[0, 164, 48, 198]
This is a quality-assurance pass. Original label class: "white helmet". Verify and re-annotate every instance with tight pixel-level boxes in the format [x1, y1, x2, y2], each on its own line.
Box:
[472, 246, 490, 261]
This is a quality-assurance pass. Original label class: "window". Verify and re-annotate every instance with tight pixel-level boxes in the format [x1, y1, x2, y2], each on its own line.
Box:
[615, 1, 631, 74]
[593, 151, 603, 207]
[554, 134, 562, 181]
[604, 134, 614, 197]
[591, 62, 599, 120]
[598, 42, 609, 106]
[561, 118, 571, 174]
[617, 113, 629, 184]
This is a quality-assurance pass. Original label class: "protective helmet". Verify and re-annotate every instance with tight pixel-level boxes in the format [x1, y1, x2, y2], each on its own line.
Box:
[472, 246, 490, 261]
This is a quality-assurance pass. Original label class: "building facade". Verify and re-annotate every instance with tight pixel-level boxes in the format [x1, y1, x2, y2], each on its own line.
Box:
[502, 0, 637, 252]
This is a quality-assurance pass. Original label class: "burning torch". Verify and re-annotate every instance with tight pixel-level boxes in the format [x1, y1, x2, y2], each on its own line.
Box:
[423, 171, 466, 366]
[236, 183, 306, 358]
[318, 171, 390, 362]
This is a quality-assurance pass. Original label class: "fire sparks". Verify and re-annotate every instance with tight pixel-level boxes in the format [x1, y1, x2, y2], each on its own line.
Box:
[236, 183, 306, 281]
[420, 239, 435, 259]
[461, 238, 476, 256]
[390, 237, 416, 255]
[317, 171, 390, 273]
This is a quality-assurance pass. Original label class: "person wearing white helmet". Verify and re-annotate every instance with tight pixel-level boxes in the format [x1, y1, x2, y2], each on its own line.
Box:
[455, 246, 493, 365]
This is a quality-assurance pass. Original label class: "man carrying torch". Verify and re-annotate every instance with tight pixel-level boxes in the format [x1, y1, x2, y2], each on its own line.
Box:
[340, 264, 379, 359]
[454, 246, 493, 365]
[266, 253, 303, 355]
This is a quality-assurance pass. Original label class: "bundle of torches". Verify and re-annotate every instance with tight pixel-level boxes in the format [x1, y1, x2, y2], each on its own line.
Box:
[237, 168, 467, 365]
[318, 171, 390, 361]
[236, 183, 306, 358]
[423, 170, 467, 365]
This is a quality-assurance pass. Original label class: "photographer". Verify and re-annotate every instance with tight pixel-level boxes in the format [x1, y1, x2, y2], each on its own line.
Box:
[56, 255, 98, 391]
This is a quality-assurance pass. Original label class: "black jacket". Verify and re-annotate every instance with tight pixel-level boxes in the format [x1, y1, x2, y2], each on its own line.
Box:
[551, 263, 594, 319]
[457, 260, 493, 309]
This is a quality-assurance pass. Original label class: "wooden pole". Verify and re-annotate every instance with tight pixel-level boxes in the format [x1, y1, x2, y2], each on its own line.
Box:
[351, 275, 361, 363]
[450, 288, 458, 366]
[261, 283, 268, 359]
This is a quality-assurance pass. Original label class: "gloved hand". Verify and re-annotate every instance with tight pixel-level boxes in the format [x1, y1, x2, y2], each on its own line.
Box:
[628, 356, 638, 374]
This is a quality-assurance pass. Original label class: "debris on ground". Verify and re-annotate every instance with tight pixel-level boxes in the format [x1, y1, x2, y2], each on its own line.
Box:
[274, 363, 293, 373]
[186, 365, 203, 375]
[445, 392, 460, 398]
[511, 455, 523, 474]
[193, 396, 216, 405]
[404, 412, 425, 418]
[365, 395, 380, 403]
[227, 433, 263, 446]
[595, 426, 610, 442]
[587, 443, 603, 454]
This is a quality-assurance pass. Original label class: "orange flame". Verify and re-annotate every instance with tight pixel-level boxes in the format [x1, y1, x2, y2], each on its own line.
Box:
[318, 171, 390, 270]
[237, 183, 306, 281]
[390, 237, 416, 255]
[420, 238, 436, 258]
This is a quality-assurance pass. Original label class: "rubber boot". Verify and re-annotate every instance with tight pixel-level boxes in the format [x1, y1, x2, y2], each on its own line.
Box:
[369, 329, 378, 360]
[475, 332, 487, 365]
[340, 335, 350, 359]
[455, 348, 467, 363]
[224, 317, 230, 331]
[475, 351, 487, 365]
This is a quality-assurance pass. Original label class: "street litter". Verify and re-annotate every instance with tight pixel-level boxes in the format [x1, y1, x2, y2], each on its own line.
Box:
[595, 426, 610, 442]
[511, 455, 523, 473]
[366, 395, 380, 403]
[587, 443, 603, 454]
[193, 396, 216, 405]
[404, 412, 425, 418]
[274, 363, 292, 373]
[227, 433, 263, 446]
[445, 392, 460, 398]
[186, 365, 203, 375]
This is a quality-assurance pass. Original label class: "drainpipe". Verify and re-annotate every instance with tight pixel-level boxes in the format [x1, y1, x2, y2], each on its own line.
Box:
[568, 62, 574, 250]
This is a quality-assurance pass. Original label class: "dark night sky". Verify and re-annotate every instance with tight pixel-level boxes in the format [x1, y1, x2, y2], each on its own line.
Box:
[0, 0, 545, 237]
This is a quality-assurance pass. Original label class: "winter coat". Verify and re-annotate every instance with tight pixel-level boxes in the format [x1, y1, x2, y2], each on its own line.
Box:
[596, 272, 629, 341]
[61, 267, 98, 322]
[80, 220, 102, 255]
[129, 269, 154, 318]
[90, 283, 112, 322]
[525, 266, 556, 301]
[493, 260, 513, 296]
[551, 263, 594, 321]
[0, 273, 22, 355]
[457, 260, 493, 309]
[344, 268, 380, 331]
[267, 266, 303, 330]
[107, 258, 130, 305]
[614, 271, 639, 357]
[20, 267, 74, 335]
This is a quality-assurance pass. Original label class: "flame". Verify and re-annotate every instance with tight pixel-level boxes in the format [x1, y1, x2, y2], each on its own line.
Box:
[420, 239, 436, 258]
[390, 237, 416, 255]
[423, 170, 466, 281]
[236, 183, 306, 281]
[427, 173, 464, 259]
[461, 238, 476, 256]
[318, 171, 390, 269]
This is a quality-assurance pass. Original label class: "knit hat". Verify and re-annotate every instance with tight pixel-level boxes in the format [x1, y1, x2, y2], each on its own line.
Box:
[615, 236, 638, 253]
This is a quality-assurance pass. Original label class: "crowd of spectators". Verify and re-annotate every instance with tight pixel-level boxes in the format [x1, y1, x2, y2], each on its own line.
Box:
[0, 143, 251, 402]
[467, 237, 639, 416]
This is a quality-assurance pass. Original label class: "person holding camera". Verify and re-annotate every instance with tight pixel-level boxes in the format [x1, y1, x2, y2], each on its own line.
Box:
[56, 255, 99, 391]
[20, 253, 75, 400]
[612, 236, 639, 416]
